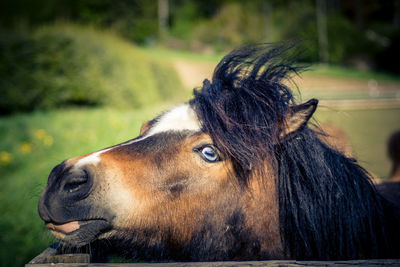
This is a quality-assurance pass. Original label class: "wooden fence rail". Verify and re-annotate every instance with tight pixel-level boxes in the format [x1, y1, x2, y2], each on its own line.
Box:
[26, 246, 400, 267]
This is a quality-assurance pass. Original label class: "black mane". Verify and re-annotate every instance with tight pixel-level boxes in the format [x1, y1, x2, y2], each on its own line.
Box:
[191, 43, 400, 259]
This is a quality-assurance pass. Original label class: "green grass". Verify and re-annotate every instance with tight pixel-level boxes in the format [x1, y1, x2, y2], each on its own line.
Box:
[1, 105, 399, 266]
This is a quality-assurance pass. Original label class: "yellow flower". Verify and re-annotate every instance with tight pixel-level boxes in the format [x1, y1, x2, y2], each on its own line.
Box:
[34, 129, 54, 146]
[20, 142, 33, 154]
[0, 151, 12, 166]
[34, 129, 47, 140]
[43, 136, 53, 147]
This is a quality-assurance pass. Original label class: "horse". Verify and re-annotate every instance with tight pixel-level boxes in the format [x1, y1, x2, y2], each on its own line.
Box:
[38, 44, 400, 261]
[376, 130, 400, 210]
[388, 130, 400, 182]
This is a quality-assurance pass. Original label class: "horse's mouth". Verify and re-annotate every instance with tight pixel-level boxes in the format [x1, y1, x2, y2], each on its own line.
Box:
[46, 219, 112, 247]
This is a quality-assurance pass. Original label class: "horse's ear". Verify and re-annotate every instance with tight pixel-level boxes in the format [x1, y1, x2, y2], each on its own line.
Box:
[140, 121, 151, 135]
[279, 99, 318, 139]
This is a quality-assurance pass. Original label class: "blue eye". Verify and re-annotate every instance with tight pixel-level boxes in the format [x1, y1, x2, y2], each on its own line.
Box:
[196, 145, 220, 163]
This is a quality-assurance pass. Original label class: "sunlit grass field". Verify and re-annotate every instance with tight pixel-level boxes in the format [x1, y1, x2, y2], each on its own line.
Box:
[1, 104, 399, 266]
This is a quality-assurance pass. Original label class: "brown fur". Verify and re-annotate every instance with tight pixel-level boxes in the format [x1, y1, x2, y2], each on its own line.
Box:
[41, 128, 276, 260]
[243, 167, 283, 258]
[93, 132, 282, 256]
[139, 121, 153, 135]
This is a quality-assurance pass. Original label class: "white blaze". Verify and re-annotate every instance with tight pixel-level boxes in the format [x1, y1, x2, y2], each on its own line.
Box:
[75, 103, 201, 167]
[145, 104, 201, 136]
[74, 148, 113, 168]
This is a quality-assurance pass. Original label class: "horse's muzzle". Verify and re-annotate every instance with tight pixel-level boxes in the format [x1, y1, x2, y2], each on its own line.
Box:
[38, 161, 114, 247]
[38, 161, 94, 224]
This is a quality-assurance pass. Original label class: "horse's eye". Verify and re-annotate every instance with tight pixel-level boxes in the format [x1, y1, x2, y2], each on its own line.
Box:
[196, 145, 220, 163]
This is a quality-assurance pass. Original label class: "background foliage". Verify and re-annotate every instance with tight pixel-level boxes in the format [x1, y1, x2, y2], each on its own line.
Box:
[1, 0, 400, 114]
[0, 24, 184, 114]
[1, 0, 399, 71]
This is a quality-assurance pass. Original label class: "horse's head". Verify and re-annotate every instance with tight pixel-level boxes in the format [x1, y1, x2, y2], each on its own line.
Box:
[39, 44, 393, 261]
[39, 97, 317, 258]
[39, 104, 237, 245]
[38, 104, 245, 249]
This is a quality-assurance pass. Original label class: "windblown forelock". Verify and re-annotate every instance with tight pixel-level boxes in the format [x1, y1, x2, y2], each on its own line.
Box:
[190, 43, 305, 185]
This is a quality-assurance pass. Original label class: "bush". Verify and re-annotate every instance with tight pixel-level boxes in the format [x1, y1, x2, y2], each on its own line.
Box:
[0, 24, 184, 114]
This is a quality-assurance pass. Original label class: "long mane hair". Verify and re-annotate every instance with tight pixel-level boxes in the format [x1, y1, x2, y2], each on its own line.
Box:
[190, 43, 400, 260]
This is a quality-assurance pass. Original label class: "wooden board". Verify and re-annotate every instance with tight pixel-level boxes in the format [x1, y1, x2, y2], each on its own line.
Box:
[26, 246, 400, 267]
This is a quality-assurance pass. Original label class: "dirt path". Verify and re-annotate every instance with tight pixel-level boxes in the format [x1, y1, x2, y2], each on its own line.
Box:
[173, 59, 400, 109]
[173, 60, 215, 89]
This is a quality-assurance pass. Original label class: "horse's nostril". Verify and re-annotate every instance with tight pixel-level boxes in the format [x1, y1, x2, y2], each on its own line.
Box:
[63, 176, 88, 193]
[62, 170, 90, 194]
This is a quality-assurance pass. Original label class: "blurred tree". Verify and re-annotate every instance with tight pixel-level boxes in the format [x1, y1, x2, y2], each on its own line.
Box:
[0, 0, 159, 43]
[158, 0, 169, 39]
[0, 0, 399, 72]
[316, 0, 328, 63]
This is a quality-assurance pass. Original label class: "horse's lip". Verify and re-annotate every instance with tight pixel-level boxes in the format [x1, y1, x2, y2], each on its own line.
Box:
[46, 221, 80, 234]
[45, 219, 108, 234]
[46, 219, 112, 247]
